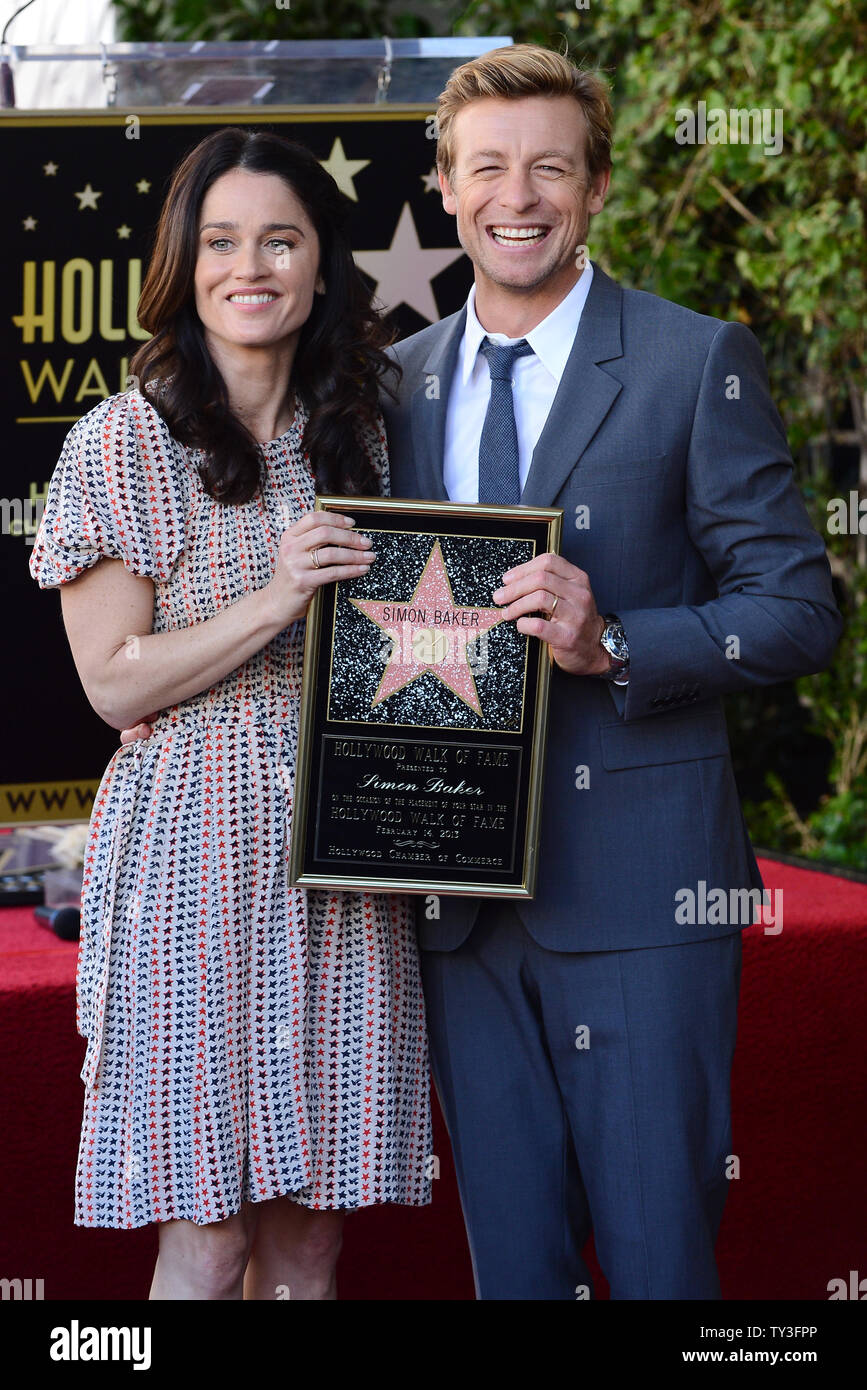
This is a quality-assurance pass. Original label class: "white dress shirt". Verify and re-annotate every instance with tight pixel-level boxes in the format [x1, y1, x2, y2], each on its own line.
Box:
[442, 264, 594, 505]
[441, 263, 627, 685]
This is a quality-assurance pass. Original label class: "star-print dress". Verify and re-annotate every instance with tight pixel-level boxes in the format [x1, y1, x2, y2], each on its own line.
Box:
[30, 389, 432, 1228]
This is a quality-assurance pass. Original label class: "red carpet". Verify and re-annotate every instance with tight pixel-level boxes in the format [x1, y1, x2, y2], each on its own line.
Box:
[0, 856, 864, 1300]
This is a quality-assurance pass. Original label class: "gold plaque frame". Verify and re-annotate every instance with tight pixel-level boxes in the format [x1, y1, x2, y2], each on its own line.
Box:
[290, 496, 563, 898]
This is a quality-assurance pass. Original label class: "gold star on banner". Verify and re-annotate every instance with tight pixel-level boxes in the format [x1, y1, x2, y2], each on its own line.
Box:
[117, 225, 132, 240]
[22, 216, 37, 230]
[354, 203, 465, 322]
[421, 166, 440, 194]
[319, 138, 370, 202]
[136, 179, 151, 194]
[75, 183, 102, 211]
[43, 161, 58, 176]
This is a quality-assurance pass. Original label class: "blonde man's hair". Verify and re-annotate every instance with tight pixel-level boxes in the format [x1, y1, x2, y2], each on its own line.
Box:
[436, 44, 613, 183]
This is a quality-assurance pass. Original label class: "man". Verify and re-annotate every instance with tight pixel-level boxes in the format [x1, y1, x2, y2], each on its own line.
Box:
[381, 44, 841, 1299]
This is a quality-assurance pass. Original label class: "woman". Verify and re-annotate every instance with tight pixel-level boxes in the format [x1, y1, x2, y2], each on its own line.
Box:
[30, 128, 430, 1300]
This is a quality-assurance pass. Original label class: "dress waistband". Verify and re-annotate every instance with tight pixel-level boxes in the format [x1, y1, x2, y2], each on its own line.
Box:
[142, 696, 298, 742]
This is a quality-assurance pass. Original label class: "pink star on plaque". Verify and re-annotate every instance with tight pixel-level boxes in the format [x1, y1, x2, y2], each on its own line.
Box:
[349, 540, 504, 716]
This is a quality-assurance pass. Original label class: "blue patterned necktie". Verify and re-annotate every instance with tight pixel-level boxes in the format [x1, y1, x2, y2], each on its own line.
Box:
[477, 337, 535, 505]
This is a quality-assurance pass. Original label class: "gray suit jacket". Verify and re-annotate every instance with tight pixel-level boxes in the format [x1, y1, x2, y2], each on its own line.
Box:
[381, 264, 841, 951]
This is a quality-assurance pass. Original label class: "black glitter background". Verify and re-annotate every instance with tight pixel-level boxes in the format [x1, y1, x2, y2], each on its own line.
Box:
[327, 529, 535, 732]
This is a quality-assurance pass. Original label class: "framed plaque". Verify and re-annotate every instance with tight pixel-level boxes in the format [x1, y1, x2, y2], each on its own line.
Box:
[289, 497, 563, 897]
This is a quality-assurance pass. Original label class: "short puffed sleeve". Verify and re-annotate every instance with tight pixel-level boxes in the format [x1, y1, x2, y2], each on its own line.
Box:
[29, 390, 188, 589]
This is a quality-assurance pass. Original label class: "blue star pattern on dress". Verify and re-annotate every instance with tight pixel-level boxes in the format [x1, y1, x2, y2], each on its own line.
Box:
[30, 390, 432, 1227]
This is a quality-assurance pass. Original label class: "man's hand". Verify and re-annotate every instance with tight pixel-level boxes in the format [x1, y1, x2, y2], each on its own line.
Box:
[493, 553, 611, 676]
[120, 715, 156, 746]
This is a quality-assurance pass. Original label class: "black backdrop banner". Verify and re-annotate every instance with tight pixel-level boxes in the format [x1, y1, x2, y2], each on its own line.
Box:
[0, 108, 473, 824]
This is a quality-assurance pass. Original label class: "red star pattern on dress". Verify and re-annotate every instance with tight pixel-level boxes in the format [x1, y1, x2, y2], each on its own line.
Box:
[31, 390, 432, 1229]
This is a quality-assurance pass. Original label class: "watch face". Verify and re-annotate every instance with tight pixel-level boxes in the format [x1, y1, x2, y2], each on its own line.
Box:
[603, 622, 628, 664]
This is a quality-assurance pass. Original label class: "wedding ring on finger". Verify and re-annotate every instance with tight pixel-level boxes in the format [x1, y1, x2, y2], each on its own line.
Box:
[545, 596, 559, 666]
[311, 547, 323, 570]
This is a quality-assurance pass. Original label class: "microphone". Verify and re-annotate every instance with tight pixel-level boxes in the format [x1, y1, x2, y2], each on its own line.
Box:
[2, 1, 42, 110]
[0, 59, 15, 109]
[33, 905, 80, 942]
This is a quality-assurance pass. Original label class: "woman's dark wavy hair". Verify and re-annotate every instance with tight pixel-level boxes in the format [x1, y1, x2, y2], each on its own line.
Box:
[130, 127, 398, 505]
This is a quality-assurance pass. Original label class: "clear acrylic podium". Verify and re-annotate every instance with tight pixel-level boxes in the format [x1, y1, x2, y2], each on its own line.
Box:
[3, 38, 512, 110]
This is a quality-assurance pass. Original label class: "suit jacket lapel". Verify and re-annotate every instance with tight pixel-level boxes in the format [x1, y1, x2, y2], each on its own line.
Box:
[408, 309, 466, 503]
[521, 265, 625, 508]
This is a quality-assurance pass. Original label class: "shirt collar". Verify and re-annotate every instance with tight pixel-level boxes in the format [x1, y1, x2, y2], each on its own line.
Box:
[459, 263, 595, 387]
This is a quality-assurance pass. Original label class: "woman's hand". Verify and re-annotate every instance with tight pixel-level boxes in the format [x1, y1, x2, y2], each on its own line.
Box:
[115, 512, 374, 744]
[98, 512, 373, 736]
[263, 510, 376, 629]
[120, 716, 156, 746]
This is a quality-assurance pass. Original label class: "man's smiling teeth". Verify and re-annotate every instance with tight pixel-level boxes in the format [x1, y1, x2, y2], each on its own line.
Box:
[227, 292, 278, 304]
[490, 226, 548, 244]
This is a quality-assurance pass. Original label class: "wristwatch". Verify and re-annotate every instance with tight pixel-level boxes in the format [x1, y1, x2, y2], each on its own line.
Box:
[599, 614, 629, 683]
